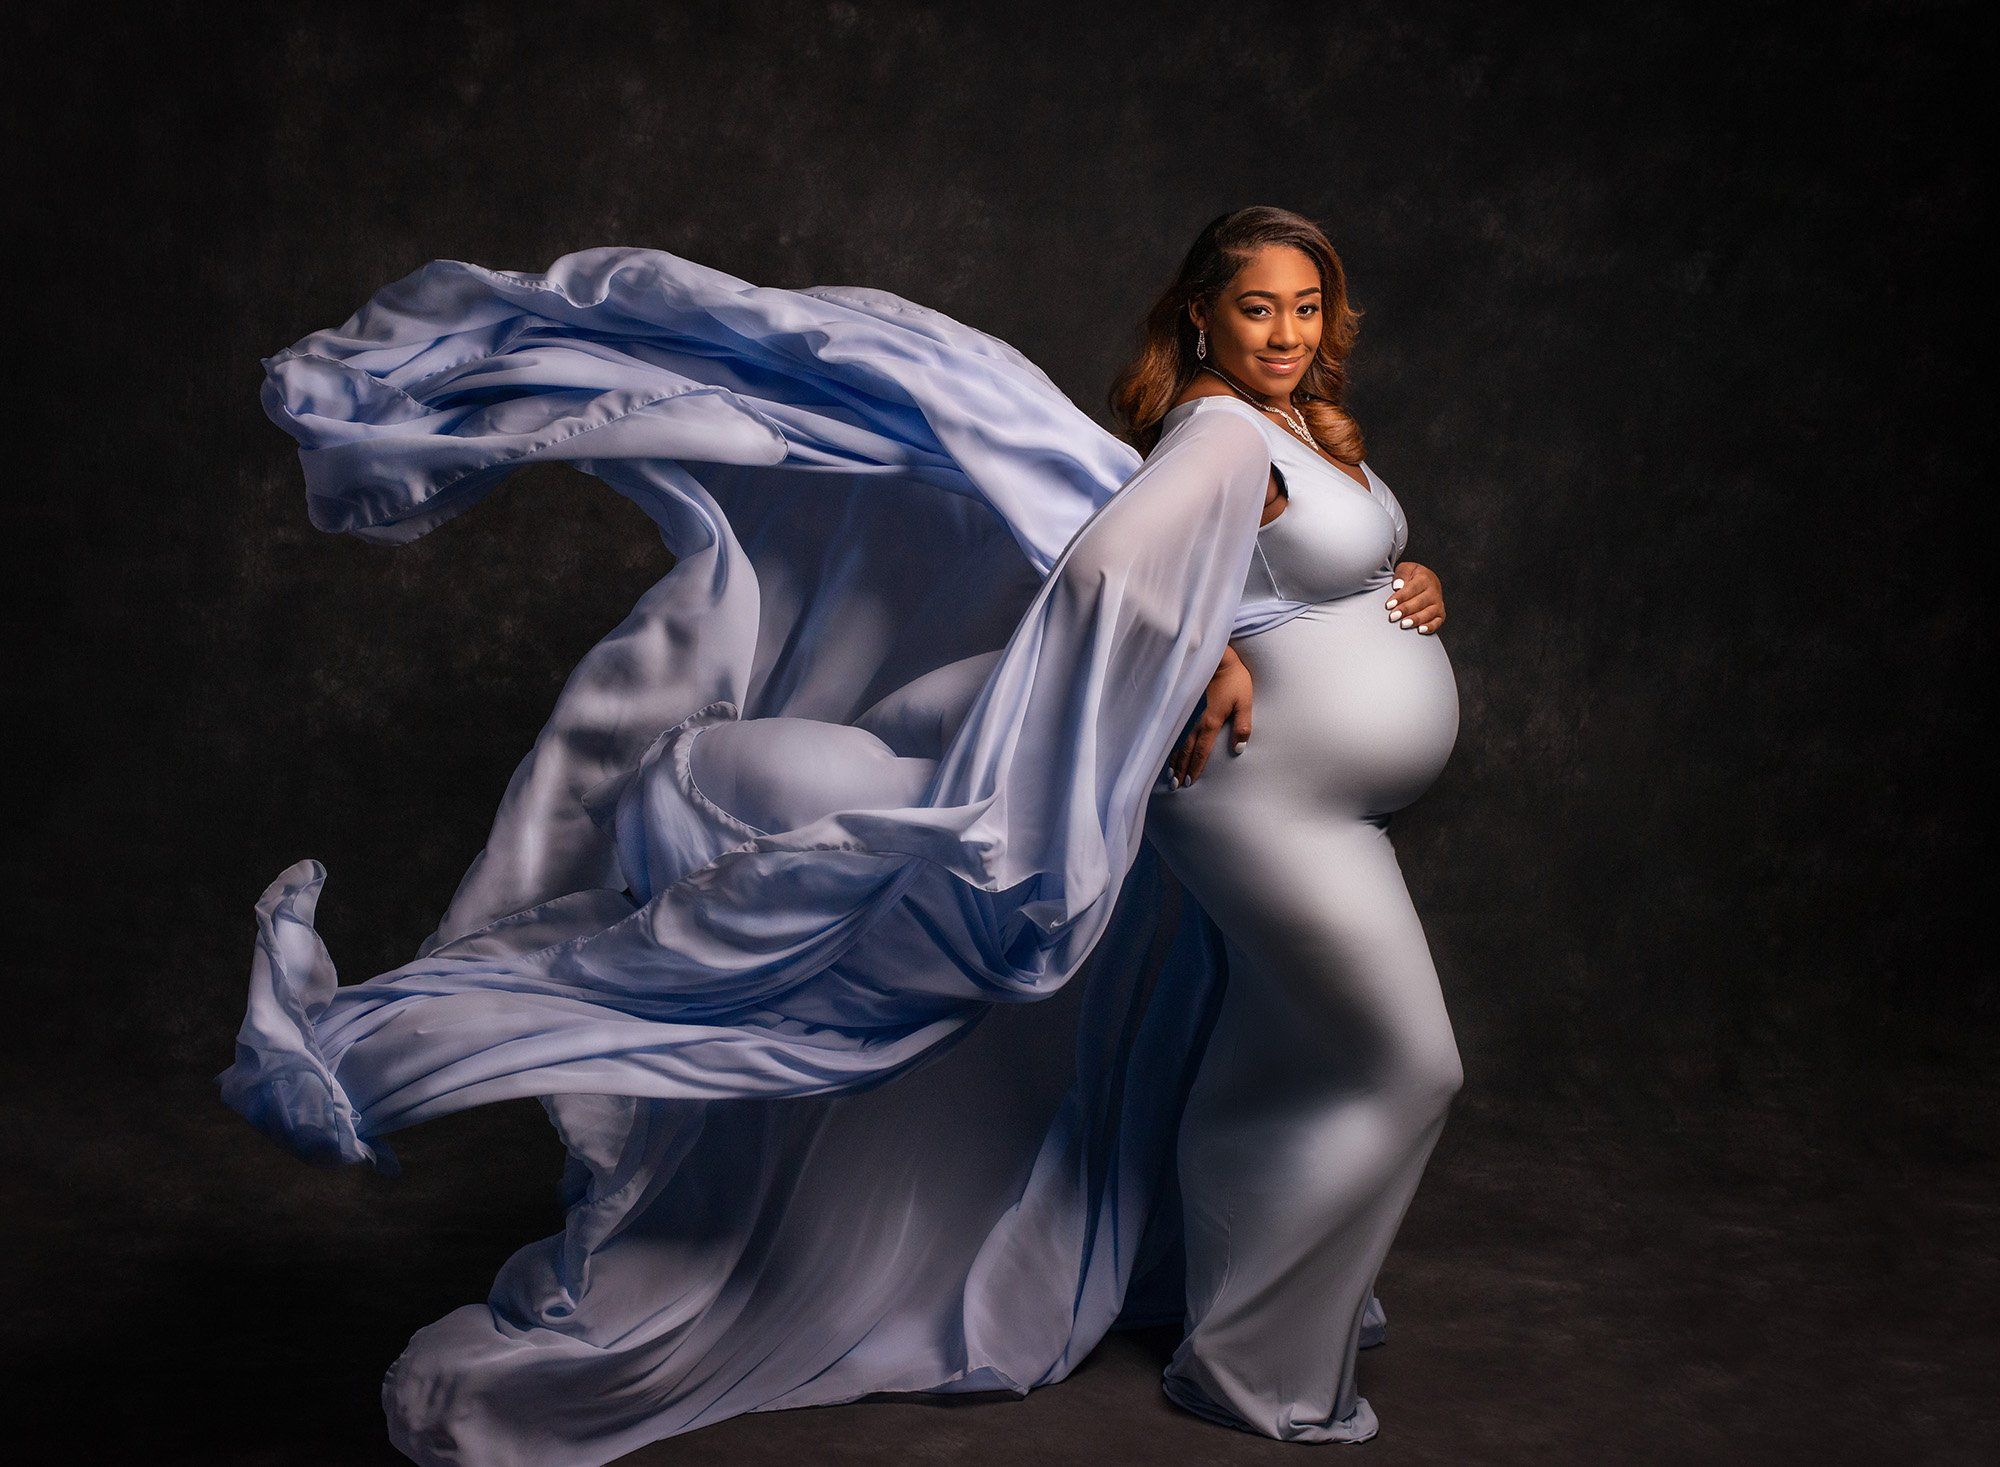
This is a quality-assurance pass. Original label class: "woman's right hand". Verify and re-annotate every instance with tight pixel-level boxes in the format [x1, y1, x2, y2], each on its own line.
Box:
[1168, 645, 1253, 787]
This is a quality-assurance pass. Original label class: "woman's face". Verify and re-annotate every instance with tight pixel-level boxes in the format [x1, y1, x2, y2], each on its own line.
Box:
[1191, 243, 1323, 398]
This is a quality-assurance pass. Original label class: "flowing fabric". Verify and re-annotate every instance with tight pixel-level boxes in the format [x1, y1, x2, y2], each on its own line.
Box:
[219, 248, 1334, 1465]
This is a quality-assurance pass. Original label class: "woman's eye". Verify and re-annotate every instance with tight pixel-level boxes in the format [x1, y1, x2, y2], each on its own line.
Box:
[1299, 305, 1319, 317]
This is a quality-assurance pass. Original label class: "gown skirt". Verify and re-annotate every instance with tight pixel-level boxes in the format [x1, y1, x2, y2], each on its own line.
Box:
[217, 248, 1462, 1464]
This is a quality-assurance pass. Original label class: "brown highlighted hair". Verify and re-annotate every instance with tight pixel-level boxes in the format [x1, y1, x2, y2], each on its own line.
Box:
[1109, 206, 1364, 462]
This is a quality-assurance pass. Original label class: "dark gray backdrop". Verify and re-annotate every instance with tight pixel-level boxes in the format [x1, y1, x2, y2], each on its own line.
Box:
[11, 2, 1993, 1463]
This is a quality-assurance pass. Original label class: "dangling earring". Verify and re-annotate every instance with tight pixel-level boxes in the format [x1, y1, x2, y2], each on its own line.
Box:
[1195, 326, 1207, 360]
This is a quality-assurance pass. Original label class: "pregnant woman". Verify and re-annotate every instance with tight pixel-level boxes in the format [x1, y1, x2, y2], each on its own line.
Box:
[220, 206, 1464, 1463]
[1133, 219, 1464, 1441]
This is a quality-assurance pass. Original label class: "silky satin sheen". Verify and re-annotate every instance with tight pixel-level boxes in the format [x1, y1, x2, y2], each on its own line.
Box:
[1146, 398, 1462, 1441]
[217, 249, 1455, 1465]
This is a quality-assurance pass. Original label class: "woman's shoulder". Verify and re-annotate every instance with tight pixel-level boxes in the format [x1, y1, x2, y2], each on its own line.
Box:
[1147, 389, 1273, 475]
[1160, 385, 1268, 433]
[1168, 376, 1252, 411]
[1170, 376, 1241, 408]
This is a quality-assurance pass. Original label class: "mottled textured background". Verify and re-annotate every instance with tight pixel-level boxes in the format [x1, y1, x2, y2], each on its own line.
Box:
[12, 2, 1993, 1463]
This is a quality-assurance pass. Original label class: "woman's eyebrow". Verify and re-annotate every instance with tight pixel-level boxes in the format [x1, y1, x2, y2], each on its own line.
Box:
[1233, 286, 1324, 301]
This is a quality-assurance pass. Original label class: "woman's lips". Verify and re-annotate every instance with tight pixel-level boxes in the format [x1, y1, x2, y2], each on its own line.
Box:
[1258, 355, 1304, 374]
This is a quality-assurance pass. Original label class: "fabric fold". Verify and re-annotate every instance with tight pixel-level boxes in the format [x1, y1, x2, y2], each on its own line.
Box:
[217, 246, 1325, 1465]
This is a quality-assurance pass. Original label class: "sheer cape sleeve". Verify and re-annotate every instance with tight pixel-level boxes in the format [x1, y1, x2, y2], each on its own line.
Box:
[222, 247, 1284, 1169]
[217, 248, 1322, 1463]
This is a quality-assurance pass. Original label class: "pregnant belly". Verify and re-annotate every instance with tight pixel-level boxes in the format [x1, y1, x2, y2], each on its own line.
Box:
[1233, 591, 1460, 817]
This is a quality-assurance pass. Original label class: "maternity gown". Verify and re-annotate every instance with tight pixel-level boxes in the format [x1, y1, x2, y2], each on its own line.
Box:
[1144, 396, 1464, 1442]
[217, 248, 1463, 1465]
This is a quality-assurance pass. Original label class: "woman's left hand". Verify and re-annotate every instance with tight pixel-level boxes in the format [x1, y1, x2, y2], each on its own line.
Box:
[1387, 561, 1446, 633]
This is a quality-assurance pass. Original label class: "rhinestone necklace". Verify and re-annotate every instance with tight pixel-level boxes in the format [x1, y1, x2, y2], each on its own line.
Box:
[1200, 364, 1317, 451]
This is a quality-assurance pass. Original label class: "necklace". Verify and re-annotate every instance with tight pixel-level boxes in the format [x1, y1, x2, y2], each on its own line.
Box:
[1200, 364, 1317, 451]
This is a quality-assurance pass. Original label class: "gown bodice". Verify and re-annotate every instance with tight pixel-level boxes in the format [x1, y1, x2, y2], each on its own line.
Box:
[1158, 395, 1409, 607]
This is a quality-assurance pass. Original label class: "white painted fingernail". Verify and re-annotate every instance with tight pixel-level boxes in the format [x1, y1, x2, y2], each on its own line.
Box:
[1400, 617, 1414, 628]
[1388, 610, 1399, 621]
[1393, 577, 1405, 589]
[1386, 598, 1399, 610]
[1232, 741, 1246, 754]
[1418, 624, 1431, 634]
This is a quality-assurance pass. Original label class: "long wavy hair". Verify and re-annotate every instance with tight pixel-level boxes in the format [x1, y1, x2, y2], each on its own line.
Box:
[1108, 206, 1364, 462]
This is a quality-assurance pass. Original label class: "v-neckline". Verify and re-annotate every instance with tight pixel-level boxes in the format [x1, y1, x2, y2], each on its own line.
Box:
[1260, 416, 1375, 498]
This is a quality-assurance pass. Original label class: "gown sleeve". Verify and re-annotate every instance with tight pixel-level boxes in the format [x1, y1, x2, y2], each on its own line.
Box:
[219, 252, 1307, 1461]
[219, 248, 1275, 1173]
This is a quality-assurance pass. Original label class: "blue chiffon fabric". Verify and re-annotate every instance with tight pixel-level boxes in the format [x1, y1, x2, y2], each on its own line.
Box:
[219, 248, 1337, 1465]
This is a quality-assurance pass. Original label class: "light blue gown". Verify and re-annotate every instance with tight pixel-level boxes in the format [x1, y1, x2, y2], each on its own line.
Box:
[218, 248, 1458, 1464]
[1146, 398, 1463, 1442]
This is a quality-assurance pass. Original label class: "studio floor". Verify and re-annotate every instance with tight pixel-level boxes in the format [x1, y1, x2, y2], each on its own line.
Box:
[13, 1047, 1994, 1466]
